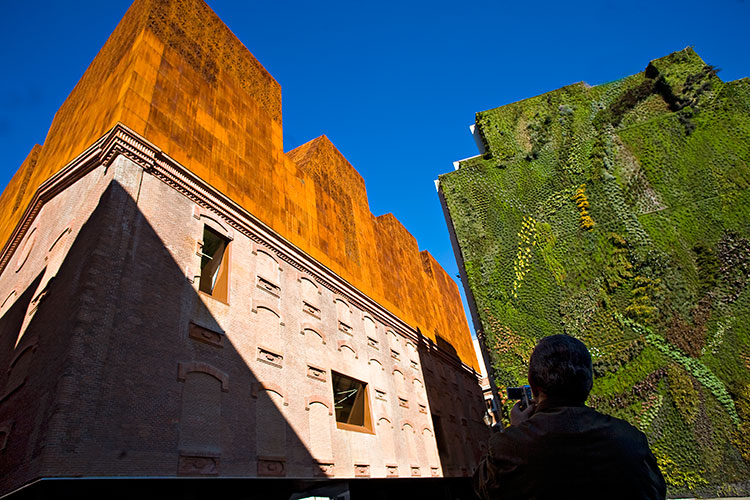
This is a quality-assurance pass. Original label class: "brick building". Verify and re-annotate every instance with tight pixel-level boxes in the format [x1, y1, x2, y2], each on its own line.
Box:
[0, 0, 487, 497]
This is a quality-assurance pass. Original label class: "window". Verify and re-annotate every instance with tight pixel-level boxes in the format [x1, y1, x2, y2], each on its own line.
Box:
[331, 371, 373, 433]
[199, 226, 229, 301]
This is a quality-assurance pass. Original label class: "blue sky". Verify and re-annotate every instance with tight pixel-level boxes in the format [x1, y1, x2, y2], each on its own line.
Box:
[1, 0, 748, 334]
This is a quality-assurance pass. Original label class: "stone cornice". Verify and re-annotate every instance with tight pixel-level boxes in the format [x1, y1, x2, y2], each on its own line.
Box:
[0, 123, 479, 379]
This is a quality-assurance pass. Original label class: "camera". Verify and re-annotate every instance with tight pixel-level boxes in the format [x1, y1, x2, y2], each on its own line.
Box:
[507, 385, 533, 410]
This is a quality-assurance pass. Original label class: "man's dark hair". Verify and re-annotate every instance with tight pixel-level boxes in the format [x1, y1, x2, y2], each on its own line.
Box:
[528, 335, 593, 402]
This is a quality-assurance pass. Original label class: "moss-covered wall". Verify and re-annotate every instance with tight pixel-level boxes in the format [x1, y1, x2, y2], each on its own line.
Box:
[440, 48, 750, 496]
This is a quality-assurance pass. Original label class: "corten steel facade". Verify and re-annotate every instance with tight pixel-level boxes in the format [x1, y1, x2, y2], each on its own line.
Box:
[0, 0, 487, 497]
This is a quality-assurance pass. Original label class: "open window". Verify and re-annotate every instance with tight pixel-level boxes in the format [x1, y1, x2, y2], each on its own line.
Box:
[331, 371, 373, 433]
[199, 226, 230, 302]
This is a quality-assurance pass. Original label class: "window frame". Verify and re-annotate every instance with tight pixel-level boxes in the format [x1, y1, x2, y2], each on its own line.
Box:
[331, 371, 374, 434]
[198, 225, 231, 303]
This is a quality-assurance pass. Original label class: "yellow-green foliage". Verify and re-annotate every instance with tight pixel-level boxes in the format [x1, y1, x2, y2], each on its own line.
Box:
[733, 385, 750, 463]
[439, 48, 750, 497]
[667, 364, 699, 424]
[511, 216, 537, 298]
[654, 446, 709, 489]
[572, 184, 595, 230]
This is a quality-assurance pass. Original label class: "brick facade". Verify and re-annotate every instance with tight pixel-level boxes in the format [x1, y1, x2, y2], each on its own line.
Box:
[0, 127, 488, 496]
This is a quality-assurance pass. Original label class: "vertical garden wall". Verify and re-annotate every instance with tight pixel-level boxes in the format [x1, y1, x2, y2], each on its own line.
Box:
[439, 48, 750, 496]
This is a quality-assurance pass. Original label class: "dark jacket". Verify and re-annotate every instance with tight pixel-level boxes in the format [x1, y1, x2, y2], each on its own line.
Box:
[473, 399, 666, 500]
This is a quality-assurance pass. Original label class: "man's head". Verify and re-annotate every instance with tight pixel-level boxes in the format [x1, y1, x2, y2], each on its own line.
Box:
[528, 334, 593, 402]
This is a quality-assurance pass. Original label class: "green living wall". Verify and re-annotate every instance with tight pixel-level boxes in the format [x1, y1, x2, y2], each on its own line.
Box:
[440, 48, 750, 496]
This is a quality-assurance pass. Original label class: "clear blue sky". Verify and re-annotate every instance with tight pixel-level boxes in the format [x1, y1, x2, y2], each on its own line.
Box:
[1, 0, 748, 334]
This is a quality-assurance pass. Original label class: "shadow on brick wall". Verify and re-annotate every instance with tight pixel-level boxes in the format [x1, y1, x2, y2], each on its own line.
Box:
[416, 330, 487, 500]
[0, 180, 316, 499]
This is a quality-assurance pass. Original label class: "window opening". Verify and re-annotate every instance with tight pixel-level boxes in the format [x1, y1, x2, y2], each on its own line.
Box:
[331, 371, 373, 433]
[199, 226, 229, 301]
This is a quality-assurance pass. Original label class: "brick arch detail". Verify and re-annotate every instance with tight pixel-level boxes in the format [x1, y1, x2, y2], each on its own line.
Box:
[300, 322, 325, 339]
[298, 274, 319, 289]
[252, 300, 283, 321]
[305, 395, 333, 416]
[337, 341, 358, 358]
[368, 358, 384, 369]
[48, 226, 72, 253]
[177, 362, 229, 392]
[400, 420, 416, 432]
[255, 246, 281, 267]
[377, 416, 393, 428]
[392, 368, 404, 378]
[251, 381, 287, 405]
[196, 211, 233, 240]
[332, 295, 350, 308]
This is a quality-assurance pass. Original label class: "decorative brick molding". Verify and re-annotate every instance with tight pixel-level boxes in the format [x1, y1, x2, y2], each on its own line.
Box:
[258, 456, 285, 477]
[313, 460, 335, 477]
[386, 465, 399, 477]
[15, 227, 37, 272]
[302, 301, 321, 318]
[251, 382, 287, 405]
[300, 324, 326, 344]
[47, 226, 71, 255]
[188, 322, 223, 348]
[256, 276, 281, 297]
[411, 466, 421, 477]
[400, 420, 416, 432]
[431, 467, 441, 477]
[254, 248, 283, 272]
[257, 347, 283, 368]
[193, 207, 234, 240]
[338, 321, 353, 335]
[332, 295, 350, 308]
[304, 395, 333, 416]
[374, 389, 387, 401]
[0, 290, 16, 310]
[367, 358, 384, 370]
[386, 330, 399, 345]
[250, 301, 282, 325]
[178, 453, 219, 475]
[177, 362, 229, 392]
[336, 341, 357, 358]
[398, 397, 409, 409]
[376, 417, 392, 428]
[412, 377, 424, 389]
[306, 365, 327, 383]
[298, 274, 321, 293]
[354, 463, 370, 477]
